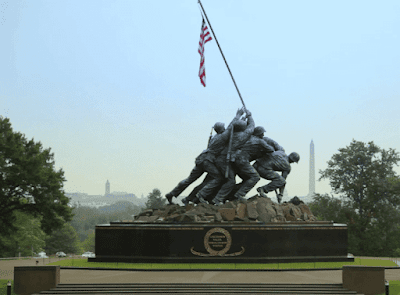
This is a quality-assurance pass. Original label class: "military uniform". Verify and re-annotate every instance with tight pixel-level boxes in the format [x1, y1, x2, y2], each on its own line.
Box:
[231, 136, 274, 198]
[166, 116, 238, 202]
[254, 150, 291, 193]
[193, 124, 234, 200]
[263, 136, 285, 152]
[213, 115, 255, 203]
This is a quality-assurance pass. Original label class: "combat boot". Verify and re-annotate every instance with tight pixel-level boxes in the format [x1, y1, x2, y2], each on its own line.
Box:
[196, 193, 207, 204]
[165, 193, 174, 205]
[257, 187, 268, 198]
[181, 197, 189, 206]
[277, 193, 283, 204]
[212, 197, 224, 206]
[193, 197, 200, 205]
[234, 195, 247, 203]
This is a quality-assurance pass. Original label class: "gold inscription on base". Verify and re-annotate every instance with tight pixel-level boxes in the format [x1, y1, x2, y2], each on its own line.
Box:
[190, 227, 245, 257]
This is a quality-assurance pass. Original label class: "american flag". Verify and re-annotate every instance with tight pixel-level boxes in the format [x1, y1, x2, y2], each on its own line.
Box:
[198, 18, 212, 87]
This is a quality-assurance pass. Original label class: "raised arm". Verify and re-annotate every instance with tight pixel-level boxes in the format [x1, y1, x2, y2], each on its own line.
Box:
[259, 139, 275, 154]
[226, 107, 244, 130]
[220, 108, 244, 142]
[244, 109, 255, 136]
[263, 137, 285, 152]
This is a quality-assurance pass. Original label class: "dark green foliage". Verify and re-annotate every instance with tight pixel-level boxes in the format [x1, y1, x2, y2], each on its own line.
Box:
[69, 201, 143, 242]
[81, 231, 95, 253]
[69, 206, 107, 242]
[319, 140, 400, 256]
[144, 188, 166, 210]
[44, 223, 82, 255]
[0, 211, 46, 258]
[98, 200, 142, 216]
[0, 116, 73, 236]
[308, 193, 348, 223]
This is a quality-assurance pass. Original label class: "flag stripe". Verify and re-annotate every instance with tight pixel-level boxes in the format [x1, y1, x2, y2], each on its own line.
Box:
[198, 18, 212, 87]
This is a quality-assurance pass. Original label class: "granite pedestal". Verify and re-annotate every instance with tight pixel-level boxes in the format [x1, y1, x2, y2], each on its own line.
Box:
[89, 221, 353, 264]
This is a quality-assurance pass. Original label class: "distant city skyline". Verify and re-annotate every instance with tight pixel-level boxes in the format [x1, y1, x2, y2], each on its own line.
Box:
[66, 179, 315, 204]
[66, 190, 144, 198]
[65, 188, 147, 208]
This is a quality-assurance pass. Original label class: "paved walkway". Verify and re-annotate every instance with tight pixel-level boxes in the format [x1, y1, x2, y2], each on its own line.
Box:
[1, 257, 399, 284]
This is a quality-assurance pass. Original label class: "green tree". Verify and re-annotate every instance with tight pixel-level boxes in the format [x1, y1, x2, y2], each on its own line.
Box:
[81, 231, 95, 253]
[144, 188, 166, 210]
[319, 140, 400, 256]
[0, 116, 73, 237]
[44, 223, 82, 255]
[0, 210, 46, 258]
[98, 201, 142, 221]
[69, 202, 143, 242]
[70, 205, 102, 242]
[308, 193, 348, 223]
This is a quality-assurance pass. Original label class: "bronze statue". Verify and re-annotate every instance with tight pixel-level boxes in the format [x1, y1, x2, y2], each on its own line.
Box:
[212, 109, 255, 205]
[254, 151, 300, 203]
[165, 108, 244, 205]
[229, 126, 274, 201]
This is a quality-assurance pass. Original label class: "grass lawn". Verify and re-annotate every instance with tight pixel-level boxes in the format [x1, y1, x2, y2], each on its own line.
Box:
[0, 280, 17, 295]
[47, 257, 398, 269]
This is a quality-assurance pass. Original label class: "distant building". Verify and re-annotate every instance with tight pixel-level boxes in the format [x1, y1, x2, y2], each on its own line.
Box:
[111, 191, 129, 196]
[105, 180, 110, 196]
[65, 181, 145, 208]
[65, 192, 89, 199]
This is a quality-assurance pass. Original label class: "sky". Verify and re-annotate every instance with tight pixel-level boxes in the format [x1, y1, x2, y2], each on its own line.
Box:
[1, 0, 400, 201]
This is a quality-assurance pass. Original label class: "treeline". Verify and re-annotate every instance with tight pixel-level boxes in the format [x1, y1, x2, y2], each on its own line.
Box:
[71, 201, 144, 242]
[1, 116, 400, 258]
[0, 200, 145, 258]
[308, 139, 400, 257]
[309, 193, 400, 257]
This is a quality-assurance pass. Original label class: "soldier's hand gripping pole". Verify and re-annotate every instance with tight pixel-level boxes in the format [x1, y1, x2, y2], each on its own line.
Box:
[225, 125, 234, 178]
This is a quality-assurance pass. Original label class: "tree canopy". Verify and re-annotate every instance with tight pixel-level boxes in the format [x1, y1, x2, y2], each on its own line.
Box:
[319, 139, 400, 256]
[144, 188, 166, 210]
[0, 210, 46, 258]
[81, 231, 95, 253]
[0, 116, 73, 235]
[44, 223, 82, 255]
[308, 193, 348, 223]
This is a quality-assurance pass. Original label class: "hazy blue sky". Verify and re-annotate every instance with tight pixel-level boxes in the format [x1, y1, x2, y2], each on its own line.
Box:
[2, 1, 399, 200]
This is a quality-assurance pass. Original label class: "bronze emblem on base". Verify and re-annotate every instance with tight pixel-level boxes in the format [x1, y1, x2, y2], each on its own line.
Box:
[191, 227, 245, 257]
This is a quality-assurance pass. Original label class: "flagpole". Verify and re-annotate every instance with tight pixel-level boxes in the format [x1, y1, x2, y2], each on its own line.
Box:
[198, 0, 247, 110]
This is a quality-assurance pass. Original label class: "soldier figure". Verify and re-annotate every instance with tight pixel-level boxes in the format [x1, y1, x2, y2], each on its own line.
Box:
[165, 108, 244, 205]
[229, 126, 275, 201]
[254, 150, 300, 203]
[212, 109, 255, 205]
[263, 135, 285, 152]
[226, 127, 285, 202]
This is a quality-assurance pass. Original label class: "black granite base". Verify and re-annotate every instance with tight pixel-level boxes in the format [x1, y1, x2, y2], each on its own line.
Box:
[89, 221, 353, 264]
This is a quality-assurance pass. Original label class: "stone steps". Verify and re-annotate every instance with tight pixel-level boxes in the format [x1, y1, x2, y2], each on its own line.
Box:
[36, 283, 364, 295]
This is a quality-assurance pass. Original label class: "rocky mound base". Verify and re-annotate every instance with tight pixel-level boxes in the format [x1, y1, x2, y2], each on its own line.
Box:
[131, 196, 317, 223]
